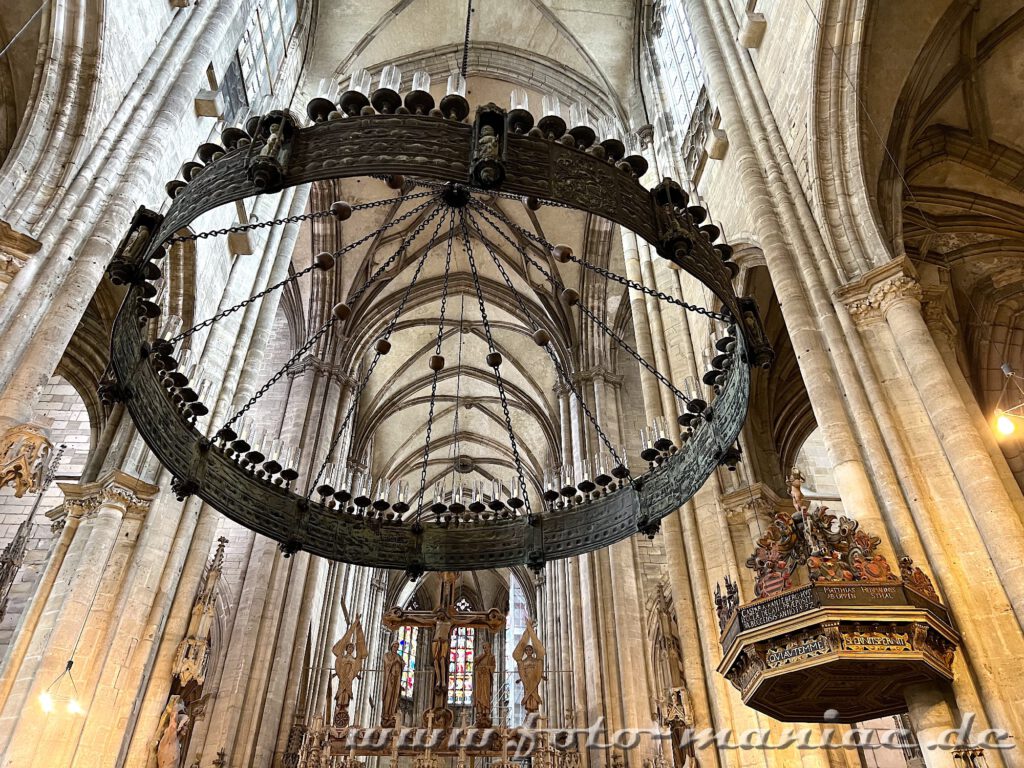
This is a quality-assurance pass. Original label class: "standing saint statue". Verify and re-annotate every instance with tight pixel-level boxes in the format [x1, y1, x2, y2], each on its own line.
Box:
[154, 695, 190, 768]
[380, 640, 404, 728]
[474, 641, 497, 727]
[332, 616, 368, 727]
[513, 619, 545, 714]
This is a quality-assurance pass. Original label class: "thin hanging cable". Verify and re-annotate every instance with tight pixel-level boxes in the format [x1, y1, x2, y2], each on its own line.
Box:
[797, 0, 940, 237]
[0, 0, 48, 61]
[460, 0, 474, 77]
[458, 210, 533, 517]
[414, 210, 457, 521]
[466, 210, 632, 483]
[225, 202, 445, 434]
[170, 196, 437, 344]
[471, 201, 694, 407]
[308, 208, 454, 496]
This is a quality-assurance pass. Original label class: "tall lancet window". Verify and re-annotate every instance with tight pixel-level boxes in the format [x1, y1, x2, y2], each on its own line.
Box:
[504, 577, 530, 724]
[233, 0, 300, 120]
[649, 0, 711, 181]
[397, 597, 421, 698]
[448, 597, 475, 706]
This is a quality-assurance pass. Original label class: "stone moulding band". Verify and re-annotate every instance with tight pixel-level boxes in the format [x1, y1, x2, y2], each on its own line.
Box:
[107, 108, 761, 570]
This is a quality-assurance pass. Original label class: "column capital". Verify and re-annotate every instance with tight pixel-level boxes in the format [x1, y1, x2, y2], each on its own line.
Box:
[57, 469, 160, 521]
[868, 274, 923, 314]
[0, 220, 42, 288]
[920, 291, 958, 347]
[720, 482, 786, 524]
[835, 256, 921, 323]
[636, 124, 655, 149]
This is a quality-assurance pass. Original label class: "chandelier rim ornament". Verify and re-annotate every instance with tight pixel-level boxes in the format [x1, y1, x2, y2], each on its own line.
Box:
[103, 84, 773, 574]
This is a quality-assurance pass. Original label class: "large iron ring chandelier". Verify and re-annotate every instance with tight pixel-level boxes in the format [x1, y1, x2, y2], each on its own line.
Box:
[103, 77, 773, 574]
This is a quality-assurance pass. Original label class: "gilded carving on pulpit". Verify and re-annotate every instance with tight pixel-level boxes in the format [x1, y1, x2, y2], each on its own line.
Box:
[155, 695, 190, 768]
[333, 616, 368, 727]
[381, 640, 404, 727]
[474, 641, 496, 726]
[513, 619, 545, 713]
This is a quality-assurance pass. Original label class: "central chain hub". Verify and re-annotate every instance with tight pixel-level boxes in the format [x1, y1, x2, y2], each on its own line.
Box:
[440, 182, 471, 208]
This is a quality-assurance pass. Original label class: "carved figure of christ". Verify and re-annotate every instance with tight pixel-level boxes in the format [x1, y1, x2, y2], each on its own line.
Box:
[382, 572, 505, 712]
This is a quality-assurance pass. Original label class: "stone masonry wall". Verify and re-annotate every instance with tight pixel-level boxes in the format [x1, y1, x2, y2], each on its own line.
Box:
[0, 375, 91, 655]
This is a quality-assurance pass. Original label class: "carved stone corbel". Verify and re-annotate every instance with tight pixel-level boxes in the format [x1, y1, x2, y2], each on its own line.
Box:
[0, 421, 52, 497]
[0, 220, 42, 288]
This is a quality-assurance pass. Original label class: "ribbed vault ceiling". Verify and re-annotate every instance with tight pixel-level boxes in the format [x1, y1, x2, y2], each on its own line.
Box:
[286, 169, 622, 506]
[864, 0, 1024, 486]
[306, 0, 640, 120]
[280, 4, 643, 509]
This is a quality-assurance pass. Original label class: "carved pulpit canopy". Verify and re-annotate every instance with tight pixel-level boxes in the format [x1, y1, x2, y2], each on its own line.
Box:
[714, 469, 958, 723]
[743, 468, 906, 600]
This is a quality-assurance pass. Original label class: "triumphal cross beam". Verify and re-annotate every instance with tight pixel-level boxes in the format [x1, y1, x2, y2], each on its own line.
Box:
[382, 572, 505, 726]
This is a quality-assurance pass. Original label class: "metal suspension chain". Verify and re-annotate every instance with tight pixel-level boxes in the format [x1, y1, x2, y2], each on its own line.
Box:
[222, 317, 336, 433]
[346, 200, 446, 306]
[308, 208, 453, 496]
[471, 198, 732, 322]
[460, 0, 473, 76]
[471, 202, 694, 406]
[224, 201, 445, 437]
[165, 190, 436, 244]
[466, 210, 632, 482]
[458, 210, 533, 516]
[170, 197, 438, 345]
[415, 209, 458, 519]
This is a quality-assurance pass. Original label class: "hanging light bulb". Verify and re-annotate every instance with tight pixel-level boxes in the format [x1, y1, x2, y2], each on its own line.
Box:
[996, 411, 1016, 436]
[994, 364, 1024, 438]
[38, 691, 55, 714]
[39, 659, 82, 715]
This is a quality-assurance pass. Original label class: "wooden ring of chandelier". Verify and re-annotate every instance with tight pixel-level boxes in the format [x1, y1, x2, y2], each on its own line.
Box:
[106, 105, 772, 572]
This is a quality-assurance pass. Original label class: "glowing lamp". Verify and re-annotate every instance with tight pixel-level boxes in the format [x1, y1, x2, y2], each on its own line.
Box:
[997, 413, 1016, 436]
[38, 692, 54, 713]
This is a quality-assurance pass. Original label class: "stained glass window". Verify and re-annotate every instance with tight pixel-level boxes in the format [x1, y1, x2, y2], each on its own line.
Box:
[448, 597, 475, 706]
[396, 624, 419, 698]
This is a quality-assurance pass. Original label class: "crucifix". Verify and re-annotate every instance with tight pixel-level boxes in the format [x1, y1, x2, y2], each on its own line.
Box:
[382, 572, 505, 727]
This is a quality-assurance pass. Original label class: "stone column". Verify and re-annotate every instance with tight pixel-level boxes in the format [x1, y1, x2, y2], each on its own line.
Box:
[903, 683, 959, 768]
[0, 0, 246, 427]
[872, 274, 1024, 625]
[0, 469, 158, 768]
[619, 229, 665, 421]
[593, 370, 657, 757]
